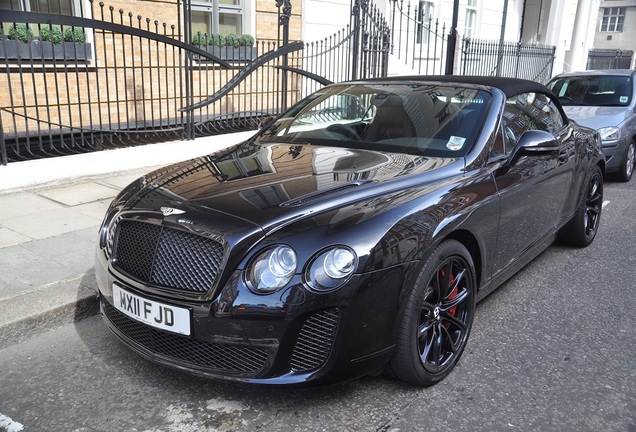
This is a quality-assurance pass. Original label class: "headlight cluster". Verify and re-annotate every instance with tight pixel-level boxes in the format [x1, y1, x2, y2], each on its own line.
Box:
[246, 245, 357, 294]
[305, 247, 357, 292]
[247, 246, 297, 293]
[598, 126, 620, 142]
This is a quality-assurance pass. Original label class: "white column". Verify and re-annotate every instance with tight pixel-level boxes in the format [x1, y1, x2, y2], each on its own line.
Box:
[565, 0, 598, 72]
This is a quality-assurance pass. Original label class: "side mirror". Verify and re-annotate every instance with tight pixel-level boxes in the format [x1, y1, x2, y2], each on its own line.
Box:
[509, 130, 559, 164]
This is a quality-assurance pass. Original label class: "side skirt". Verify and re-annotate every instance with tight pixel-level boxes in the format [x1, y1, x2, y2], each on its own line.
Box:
[476, 232, 557, 302]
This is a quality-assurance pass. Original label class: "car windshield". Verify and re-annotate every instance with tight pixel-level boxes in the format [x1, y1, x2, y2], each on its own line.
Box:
[254, 84, 491, 157]
[548, 75, 633, 107]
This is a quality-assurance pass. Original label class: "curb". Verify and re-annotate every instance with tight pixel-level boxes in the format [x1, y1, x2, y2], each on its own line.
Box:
[0, 273, 100, 347]
[0, 131, 254, 193]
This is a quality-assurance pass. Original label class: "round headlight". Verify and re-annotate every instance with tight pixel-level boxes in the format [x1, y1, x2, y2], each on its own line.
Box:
[323, 248, 356, 279]
[306, 246, 357, 292]
[247, 245, 297, 294]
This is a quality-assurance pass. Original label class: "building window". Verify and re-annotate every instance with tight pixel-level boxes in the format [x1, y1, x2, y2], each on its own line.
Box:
[191, 0, 243, 38]
[1, 0, 82, 37]
[600, 7, 624, 32]
[0, 0, 73, 14]
[464, 0, 477, 38]
[416, 1, 434, 44]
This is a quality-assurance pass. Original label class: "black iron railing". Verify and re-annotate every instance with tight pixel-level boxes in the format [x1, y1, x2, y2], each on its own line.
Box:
[459, 38, 556, 83]
[0, 0, 390, 165]
[1, 0, 563, 167]
[586, 49, 634, 70]
[388, 1, 449, 75]
[386, 1, 555, 82]
[0, 4, 304, 163]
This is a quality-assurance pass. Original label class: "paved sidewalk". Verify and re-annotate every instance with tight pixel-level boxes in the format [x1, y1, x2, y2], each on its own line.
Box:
[0, 131, 253, 347]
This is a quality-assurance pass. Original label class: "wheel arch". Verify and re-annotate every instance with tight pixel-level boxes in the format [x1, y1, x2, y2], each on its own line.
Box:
[442, 229, 483, 292]
[598, 158, 606, 175]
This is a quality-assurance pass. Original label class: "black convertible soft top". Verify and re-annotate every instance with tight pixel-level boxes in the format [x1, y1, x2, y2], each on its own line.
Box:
[357, 75, 551, 98]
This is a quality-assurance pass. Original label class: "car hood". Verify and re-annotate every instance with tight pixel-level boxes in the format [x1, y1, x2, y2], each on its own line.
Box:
[123, 141, 463, 232]
[563, 105, 632, 129]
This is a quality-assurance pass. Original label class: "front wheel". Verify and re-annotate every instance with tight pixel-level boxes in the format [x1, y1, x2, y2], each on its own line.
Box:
[388, 240, 476, 386]
[561, 165, 603, 247]
[614, 140, 634, 182]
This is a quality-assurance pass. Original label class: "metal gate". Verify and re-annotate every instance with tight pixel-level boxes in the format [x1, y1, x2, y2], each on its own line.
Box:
[0, 0, 390, 165]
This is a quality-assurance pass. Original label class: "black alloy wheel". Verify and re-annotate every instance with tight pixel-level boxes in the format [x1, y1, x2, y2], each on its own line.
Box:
[562, 165, 603, 247]
[389, 240, 476, 386]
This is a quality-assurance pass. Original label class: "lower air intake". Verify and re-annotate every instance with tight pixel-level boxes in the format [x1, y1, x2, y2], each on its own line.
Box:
[103, 301, 269, 374]
[289, 309, 339, 372]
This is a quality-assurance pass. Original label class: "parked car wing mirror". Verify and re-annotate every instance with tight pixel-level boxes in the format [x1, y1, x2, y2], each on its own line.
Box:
[509, 130, 559, 164]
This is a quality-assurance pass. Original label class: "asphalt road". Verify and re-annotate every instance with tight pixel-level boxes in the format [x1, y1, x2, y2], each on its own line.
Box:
[1, 179, 635, 432]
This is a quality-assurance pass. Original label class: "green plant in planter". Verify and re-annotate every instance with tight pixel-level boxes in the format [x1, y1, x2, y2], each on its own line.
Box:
[40, 25, 63, 44]
[192, 32, 210, 46]
[8, 23, 33, 43]
[239, 34, 254, 47]
[64, 27, 85, 43]
[224, 33, 240, 48]
[191, 33, 255, 49]
[209, 33, 223, 47]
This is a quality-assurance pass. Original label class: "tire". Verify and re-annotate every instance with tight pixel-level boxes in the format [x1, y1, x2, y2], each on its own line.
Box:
[561, 165, 603, 247]
[614, 140, 634, 183]
[388, 240, 476, 386]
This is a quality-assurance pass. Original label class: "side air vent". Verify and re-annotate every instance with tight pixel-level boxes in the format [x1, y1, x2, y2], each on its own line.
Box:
[289, 309, 339, 372]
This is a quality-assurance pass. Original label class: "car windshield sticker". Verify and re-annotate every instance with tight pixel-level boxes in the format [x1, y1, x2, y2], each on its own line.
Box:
[620, 96, 628, 103]
[447, 136, 466, 151]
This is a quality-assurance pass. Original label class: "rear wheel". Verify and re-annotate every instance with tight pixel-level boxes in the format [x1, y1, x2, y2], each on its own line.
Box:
[614, 140, 634, 182]
[388, 240, 476, 386]
[561, 165, 603, 247]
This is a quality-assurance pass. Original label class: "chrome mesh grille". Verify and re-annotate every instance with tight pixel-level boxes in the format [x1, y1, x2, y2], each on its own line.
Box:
[112, 220, 223, 293]
[289, 309, 339, 372]
[103, 301, 269, 374]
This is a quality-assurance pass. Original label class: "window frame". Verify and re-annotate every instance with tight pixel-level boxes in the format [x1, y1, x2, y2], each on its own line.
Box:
[416, 1, 434, 45]
[600, 7, 625, 32]
[1, 0, 86, 35]
[191, 0, 244, 37]
[0, 0, 94, 63]
[464, 0, 477, 38]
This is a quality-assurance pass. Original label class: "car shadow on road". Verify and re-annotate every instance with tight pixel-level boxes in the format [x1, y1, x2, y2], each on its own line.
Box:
[71, 271, 419, 430]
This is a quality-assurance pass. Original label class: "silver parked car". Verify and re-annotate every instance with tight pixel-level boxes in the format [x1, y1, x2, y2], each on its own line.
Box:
[547, 70, 635, 182]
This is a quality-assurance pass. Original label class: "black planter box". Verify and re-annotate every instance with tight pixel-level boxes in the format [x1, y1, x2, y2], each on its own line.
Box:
[206, 46, 257, 61]
[0, 39, 92, 61]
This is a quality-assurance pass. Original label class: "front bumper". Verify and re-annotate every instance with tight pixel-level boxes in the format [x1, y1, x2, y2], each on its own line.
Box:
[96, 247, 410, 385]
[602, 137, 629, 173]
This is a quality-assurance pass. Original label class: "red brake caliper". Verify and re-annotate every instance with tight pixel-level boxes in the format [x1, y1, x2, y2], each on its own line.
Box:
[439, 266, 458, 329]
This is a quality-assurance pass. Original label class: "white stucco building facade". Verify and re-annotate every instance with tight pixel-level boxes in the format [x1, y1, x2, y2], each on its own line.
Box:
[299, 0, 604, 77]
[591, 0, 636, 68]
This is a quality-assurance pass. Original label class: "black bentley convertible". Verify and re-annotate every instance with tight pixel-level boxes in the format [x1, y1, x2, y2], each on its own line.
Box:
[96, 76, 605, 386]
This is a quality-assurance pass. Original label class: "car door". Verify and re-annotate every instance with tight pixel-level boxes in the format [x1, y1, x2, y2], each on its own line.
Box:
[491, 92, 575, 279]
